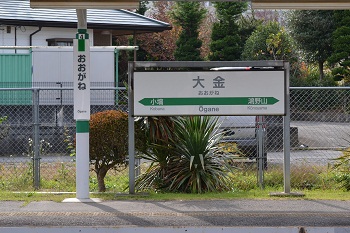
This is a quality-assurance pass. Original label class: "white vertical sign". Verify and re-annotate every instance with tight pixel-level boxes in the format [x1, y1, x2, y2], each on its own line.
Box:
[73, 38, 90, 120]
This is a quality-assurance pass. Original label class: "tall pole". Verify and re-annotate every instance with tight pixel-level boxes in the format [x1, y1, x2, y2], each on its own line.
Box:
[74, 9, 91, 200]
[128, 62, 135, 194]
[283, 61, 291, 194]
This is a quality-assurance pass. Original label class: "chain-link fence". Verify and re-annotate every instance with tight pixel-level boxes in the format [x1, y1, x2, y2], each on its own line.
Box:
[0, 83, 128, 192]
[0, 86, 349, 192]
[223, 87, 350, 190]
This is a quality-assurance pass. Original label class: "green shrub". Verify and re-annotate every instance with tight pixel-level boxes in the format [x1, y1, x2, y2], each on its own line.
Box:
[333, 148, 350, 191]
[137, 116, 236, 193]
[165, 116, 234, 193]
[89, 110, 146, 192]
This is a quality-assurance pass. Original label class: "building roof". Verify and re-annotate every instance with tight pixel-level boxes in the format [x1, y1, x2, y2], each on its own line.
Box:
[0, 0, 171, 35]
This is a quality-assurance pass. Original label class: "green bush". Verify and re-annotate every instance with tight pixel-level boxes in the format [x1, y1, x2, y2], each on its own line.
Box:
[138, 116, 235, 194]
[89, 110, 146, 192]
[333, 148, 350, 191]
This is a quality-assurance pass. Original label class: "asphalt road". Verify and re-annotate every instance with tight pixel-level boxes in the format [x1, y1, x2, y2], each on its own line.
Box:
[291, 121, 350, 149]
[0, 199, 350, 227]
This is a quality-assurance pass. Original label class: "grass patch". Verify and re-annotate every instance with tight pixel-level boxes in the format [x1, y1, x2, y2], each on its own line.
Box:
[0, 160, 348, 202]
[1, 188, 349, 203]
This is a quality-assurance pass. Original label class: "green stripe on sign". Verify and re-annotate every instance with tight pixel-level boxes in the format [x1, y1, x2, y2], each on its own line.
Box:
[76, 121, 89, 133]
[139, 97, 279, 106]
[78, 39, 85, 52]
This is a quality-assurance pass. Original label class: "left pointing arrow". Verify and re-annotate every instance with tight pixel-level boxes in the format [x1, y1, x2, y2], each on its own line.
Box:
[139, 97, 279, 106]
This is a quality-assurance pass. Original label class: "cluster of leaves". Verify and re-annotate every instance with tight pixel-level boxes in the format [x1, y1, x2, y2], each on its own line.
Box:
[333, 148, 350, 191]
[290, 65, 337, 87]
[288, 10, 335, 80]
[137, 116, 234, 193]
[128, 3, 350, 86]
[0, 116, 9, 140]
[209, 2, 248, 61]
[171, 2, 207, 61]
[328, 11, 350, 84]
[63, 127, 76, 157]
[89, 110, 147, 192]
[242, 21, 295, 61]
[133, 1, 180, 61]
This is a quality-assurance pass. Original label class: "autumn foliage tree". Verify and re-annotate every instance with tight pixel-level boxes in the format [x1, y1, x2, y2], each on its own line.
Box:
[89, 110, 146, 192]
[135, 1, 180, 61]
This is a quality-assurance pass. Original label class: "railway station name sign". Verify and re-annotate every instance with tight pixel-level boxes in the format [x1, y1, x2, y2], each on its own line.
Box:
[133, 70, 286, 116]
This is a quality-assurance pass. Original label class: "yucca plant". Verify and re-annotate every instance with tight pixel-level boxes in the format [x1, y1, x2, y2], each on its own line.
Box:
[164, 116, 234, 193]
[136, 116, 176, 191]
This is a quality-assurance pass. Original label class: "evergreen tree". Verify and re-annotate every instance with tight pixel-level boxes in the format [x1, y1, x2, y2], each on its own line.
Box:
[172, 2, 206, 61]
[288, 10, 335, 80]
[328, 10, 350, 84]
[209, 2, 247, 61]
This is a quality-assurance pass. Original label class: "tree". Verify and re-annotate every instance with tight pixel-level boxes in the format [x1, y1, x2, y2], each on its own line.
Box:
[328, 10, 350, 84]
[171, 1, 207, 61]
[209, 2, 247, 61]
[136, 1, 148, 15]
[288, 10, 335, 80]
[134, 1, 180, 61]
[89, 110, 146, 192]
[242, 21, 295, 61]
[198, 7, 216, 59]
[241, 21, 301, 79]
[236, 13, 262, 57]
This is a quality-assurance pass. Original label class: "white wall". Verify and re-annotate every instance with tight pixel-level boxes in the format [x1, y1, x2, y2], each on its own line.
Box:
[32, 47, 116, 105]
[32, 47, 115, 83]
[0, 25, 94, 53]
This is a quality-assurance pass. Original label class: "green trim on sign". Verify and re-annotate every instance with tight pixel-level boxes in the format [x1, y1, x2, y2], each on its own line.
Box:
[78, 39, 85, 52]
[76, 121, 89, 133]
[139, 97, 279, 106]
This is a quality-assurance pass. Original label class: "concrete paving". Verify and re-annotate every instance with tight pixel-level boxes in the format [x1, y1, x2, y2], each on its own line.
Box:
[0, 199, 350, 229]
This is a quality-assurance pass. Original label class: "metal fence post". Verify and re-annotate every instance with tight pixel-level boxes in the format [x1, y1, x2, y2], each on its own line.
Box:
[32, 88, 41, 189]
[257, 115, 264, 189]
[283, 62, 291, 194]
[128, 62, 135, 194]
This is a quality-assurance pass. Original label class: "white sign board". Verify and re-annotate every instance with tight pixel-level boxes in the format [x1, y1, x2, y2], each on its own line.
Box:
[73, 38, 90, 120]
[134, 71, 286, 116]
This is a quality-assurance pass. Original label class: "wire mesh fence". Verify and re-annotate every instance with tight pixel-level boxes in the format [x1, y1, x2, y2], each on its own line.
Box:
[0, 86, 349, 192]
[0, 84, 129, 192]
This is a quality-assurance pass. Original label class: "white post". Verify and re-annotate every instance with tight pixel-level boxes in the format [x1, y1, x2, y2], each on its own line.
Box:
[63, 9, 100, 202]
[76, 121, 90, 199]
